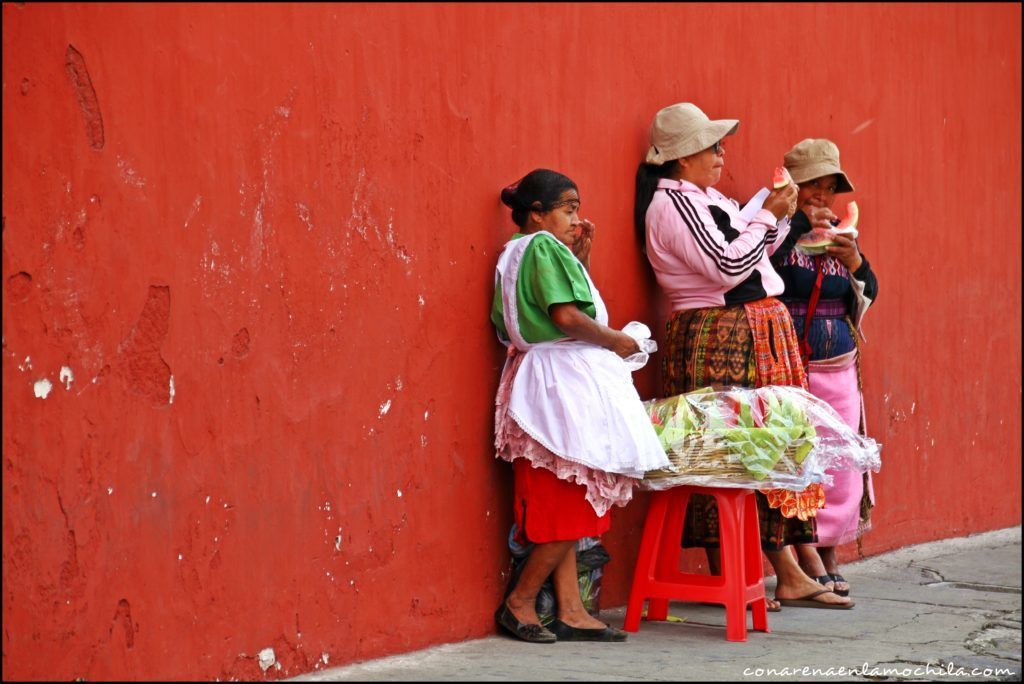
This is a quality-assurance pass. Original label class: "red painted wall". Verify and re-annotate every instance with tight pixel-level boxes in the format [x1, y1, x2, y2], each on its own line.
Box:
[3, 3, 1020, 680]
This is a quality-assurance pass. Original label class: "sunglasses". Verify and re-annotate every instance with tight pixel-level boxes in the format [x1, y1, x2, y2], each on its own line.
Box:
[707, 140, 724, 155]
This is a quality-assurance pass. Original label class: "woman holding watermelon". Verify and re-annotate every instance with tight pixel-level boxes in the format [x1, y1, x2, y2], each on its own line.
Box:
[771, 139, 880, 599]
[634, 103, 852, 609]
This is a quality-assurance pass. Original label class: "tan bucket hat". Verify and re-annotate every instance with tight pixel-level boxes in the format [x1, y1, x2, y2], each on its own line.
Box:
[783, 138, 855, 193]
[645, 103, 739, 165]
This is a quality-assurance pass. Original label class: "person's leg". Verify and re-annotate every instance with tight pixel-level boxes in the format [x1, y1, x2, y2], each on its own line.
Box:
[551, 544, 608, 630]
[705, 547, 721, 575]
[818, 546, 849, 594]
[767, 547, 850, 605]
[795, 544, 834, 591]
[504, 540, 576, 625]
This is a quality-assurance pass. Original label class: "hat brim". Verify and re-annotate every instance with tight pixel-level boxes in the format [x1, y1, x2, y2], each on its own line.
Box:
[788, 163, 855, 194]
[645, 119, 739, 165]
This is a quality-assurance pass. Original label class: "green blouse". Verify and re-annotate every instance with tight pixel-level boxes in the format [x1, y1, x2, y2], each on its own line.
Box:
[491, 232, 596, 344]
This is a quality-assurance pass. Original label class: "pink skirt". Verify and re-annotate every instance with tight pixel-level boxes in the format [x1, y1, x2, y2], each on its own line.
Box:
[807, 357, 866, 546]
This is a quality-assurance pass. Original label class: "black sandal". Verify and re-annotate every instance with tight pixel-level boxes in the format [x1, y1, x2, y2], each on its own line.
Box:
[828, 573, 850, 597]
[813, 575, 834, 590]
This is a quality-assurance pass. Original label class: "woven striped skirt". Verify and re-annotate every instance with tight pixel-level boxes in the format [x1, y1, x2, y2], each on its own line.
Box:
[663, 298, 818, 551]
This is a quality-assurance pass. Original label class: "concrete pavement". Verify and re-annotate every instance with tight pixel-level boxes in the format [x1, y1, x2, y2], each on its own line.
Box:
[292, 526, 1022, 682]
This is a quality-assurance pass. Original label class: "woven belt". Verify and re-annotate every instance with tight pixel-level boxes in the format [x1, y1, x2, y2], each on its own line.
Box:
[783, 299, 848, 319]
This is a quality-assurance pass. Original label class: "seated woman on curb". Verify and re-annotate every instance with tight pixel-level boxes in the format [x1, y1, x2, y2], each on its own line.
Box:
[634, 103, 853, 610]
[492, 169, 671, 643]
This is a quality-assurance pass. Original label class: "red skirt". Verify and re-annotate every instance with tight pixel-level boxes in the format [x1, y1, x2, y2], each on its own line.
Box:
[513, 458, 611, 545]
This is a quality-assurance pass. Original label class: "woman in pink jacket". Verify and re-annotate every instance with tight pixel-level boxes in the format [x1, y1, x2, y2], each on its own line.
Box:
[634, 103, 852, 610]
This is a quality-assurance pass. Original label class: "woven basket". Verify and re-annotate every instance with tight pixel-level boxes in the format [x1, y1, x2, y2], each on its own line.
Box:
[644, 433, 804, 482]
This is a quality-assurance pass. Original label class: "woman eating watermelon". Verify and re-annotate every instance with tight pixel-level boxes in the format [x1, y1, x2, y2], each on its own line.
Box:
[634, 103, 852, 609]
[770, 138, 880, 600]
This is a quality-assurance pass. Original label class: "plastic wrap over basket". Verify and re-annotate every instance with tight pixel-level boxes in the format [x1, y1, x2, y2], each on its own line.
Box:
[641, 385, 881, 491]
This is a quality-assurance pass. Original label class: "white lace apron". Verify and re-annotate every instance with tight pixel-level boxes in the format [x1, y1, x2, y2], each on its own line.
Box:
[494, 231, 669, 479]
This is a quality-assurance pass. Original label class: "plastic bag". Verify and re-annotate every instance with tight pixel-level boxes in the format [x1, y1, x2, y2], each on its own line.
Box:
[621, 321, 658, 371]
[641, 385, 881, 491]
[505, 526, 610, 624]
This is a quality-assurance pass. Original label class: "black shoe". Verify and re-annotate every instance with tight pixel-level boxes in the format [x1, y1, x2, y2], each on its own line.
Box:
[548, 618, 628, 642]
[494, 604, 556, 644]
[828, 573, 851, 597]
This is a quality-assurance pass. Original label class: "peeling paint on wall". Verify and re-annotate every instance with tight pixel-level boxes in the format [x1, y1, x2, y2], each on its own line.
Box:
[257, 647, 276, 672]
[116, 156, 147, 188]
[296, 202, 313, 231]
[64, 44, 104, 149]
[183, 195, 203, 229]
[111, 599, 136, 649]
[118, 285, 172, 406]
[33, 378, 53, 398]
[59, 366, 74, 390]
[8, 272, 33, 302]
[231, 328, 250, 358]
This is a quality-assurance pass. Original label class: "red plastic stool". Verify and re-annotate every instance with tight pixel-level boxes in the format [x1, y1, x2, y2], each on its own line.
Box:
[623, 485, 769, 641]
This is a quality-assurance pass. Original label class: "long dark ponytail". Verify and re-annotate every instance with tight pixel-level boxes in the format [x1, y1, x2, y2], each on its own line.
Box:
[634, 160, 678, 253]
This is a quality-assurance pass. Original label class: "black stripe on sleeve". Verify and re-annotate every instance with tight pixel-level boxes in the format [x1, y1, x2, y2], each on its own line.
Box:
[665, 190, 768, 275]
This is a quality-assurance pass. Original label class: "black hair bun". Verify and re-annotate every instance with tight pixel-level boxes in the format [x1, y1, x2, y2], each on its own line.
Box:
[500, 183, 521, 208]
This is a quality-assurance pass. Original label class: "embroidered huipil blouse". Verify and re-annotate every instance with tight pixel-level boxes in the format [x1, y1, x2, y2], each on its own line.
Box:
[770, 210, 879, 362]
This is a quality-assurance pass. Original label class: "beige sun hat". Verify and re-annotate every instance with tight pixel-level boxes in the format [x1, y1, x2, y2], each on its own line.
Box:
[783, 138, 855, 193]
[645, 103, 739, 165]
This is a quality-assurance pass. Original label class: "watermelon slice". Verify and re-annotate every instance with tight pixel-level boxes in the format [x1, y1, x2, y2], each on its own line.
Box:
[833, 201, 859, 234]
[772, 167, 793, 189]
[795, 201, 860, 254]
[794, 228, 834, 255]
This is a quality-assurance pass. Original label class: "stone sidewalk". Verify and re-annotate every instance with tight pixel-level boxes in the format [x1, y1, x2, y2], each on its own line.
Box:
[292, 527, 1022, 682]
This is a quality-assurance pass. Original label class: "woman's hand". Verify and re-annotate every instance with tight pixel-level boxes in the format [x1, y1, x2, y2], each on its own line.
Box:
[764, 184, 798, 220]
[826, 233, 863, 272]
[572, 219, 594, 266]
[549, 303, 640, 358]
[806, 206, 838, 230]
[609, 331, 641, 359]
[801, 200, 837, 230]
